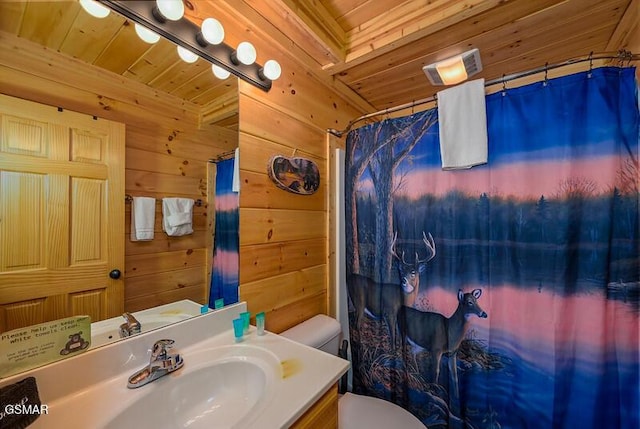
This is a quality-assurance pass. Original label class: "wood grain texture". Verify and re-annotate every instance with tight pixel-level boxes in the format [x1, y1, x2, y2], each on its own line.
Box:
[234, 12, 362, 330]
[0, 39, 233, 318]
[125, 284, 207, 313]
[2, 0, 635, 118]
[290, 383, 339, 429]
[0, 32, 200, 128]
[262, 292, 327, 334]
[241, 265, 326, 312]
[241, 238, 326, 283]
[0, 94, 124, 330]
[125, 249, 207, 278]
[125, 266, 206, 301]
[241, 167, 326, 211]
[240, 208, 325, 246]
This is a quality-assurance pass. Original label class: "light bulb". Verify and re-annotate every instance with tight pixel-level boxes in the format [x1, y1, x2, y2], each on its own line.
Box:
[177, 46, 198, 63]
[155, 0, 184, 21]
[79, 0, 110, 18]
[435, 56, 468, 85]
[200, 18, 224, 45]
[212, 64, 231, 80]
[134, 24, 160, 44]
[261, 60, 281, 81]
[234, 42, 256, 65]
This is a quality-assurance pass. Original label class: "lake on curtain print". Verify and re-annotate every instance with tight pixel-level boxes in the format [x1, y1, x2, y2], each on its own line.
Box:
[345, 67, 639, 429]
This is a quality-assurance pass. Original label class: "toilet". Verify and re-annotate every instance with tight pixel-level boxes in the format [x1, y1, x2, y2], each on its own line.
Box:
[281, 314, 426, 429]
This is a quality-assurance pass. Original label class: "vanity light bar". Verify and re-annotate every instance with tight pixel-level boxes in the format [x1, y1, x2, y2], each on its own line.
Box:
[97, 0, 273, 92]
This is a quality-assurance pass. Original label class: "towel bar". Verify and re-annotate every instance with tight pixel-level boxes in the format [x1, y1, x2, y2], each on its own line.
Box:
[125, 194, 203, 207]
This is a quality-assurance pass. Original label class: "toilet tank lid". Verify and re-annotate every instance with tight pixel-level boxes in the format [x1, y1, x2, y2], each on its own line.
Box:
[280, 314, 341, 348]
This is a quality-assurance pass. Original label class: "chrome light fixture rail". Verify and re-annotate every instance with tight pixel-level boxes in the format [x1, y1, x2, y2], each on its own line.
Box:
[89, 0, 279, 92]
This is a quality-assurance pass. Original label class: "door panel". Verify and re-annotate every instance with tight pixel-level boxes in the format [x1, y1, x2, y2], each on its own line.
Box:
[1, 115, 48, 157]
[71, 177, 105, 264]
[0, 94, 124, 332]
[1, 171, 45, 271]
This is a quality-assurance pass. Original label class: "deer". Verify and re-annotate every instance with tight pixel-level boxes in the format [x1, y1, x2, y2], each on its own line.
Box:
[347, 231, 436, 348]
[399, 289, 487, 397]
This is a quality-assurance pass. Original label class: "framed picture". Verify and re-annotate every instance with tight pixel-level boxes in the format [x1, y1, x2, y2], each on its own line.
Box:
[267, 155, 320, 195]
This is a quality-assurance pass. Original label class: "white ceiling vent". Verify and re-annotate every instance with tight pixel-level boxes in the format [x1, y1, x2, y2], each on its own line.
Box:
[422, 48, 483, 86]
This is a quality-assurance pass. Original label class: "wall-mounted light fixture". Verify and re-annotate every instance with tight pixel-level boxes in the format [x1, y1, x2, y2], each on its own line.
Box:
[422, 48, 482, 86]
[80, 0, 111, 18]
[81, 0, 280, 92]
[134, 23, 160, 44]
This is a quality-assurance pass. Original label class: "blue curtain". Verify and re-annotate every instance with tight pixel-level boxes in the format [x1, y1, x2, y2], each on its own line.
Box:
[208, 158, 239, 307]
[345, 67, 639, 429]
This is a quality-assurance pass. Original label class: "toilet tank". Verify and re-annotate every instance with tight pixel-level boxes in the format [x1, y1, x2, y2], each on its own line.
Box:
[280, 314, 342, 355]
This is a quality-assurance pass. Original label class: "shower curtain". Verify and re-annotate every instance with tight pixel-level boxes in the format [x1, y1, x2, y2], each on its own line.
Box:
[345, 67, 639, 429]
[208, 158, 239, 307]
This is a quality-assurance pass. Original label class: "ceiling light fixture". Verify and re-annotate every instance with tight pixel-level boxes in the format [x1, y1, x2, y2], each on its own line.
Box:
[423, 48, 483, 86]
[79, 0, 111, 18]
[93, 0, 280, 92]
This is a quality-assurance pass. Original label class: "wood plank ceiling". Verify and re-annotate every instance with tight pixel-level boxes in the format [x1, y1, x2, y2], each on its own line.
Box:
[0, 0, 638, 119]
[258, 0, 638, 110]
[0, 0, 236, 127]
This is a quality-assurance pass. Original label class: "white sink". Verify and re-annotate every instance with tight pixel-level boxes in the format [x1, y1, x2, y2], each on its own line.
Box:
[0, 302, 350, 429]
[103, 345, 280, 429]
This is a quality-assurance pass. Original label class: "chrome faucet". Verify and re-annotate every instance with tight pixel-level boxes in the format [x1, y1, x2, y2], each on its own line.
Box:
[119, 312, 141, 338]
[127, 339, 184, 389]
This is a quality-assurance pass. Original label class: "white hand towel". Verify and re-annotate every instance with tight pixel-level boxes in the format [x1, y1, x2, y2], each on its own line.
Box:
[232, 147, 240, 193]
[162, 198, 194, 236]
[437, 78, 488, 170]
[130, 197, 155, 241]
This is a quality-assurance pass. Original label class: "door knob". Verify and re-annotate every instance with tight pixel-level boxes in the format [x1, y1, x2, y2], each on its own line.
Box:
[109, 269, 122, 279]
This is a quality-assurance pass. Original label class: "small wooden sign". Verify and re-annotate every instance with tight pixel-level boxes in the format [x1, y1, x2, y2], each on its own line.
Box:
[0, 316, 91, 378]
[267, 155, 320, 195]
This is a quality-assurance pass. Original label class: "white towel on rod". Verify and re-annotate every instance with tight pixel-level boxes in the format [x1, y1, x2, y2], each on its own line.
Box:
[162, 198, 194, 236]
[232, 147, 240, 193]
[130, 197, 155, 241]
[437, 78, 488, 170]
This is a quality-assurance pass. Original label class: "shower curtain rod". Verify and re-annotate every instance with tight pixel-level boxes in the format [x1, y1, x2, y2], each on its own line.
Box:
[209, 148, 236, 163]
[327, 50, 639, 138]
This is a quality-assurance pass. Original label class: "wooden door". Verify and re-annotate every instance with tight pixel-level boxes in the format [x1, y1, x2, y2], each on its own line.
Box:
[0, 94, 124, 332]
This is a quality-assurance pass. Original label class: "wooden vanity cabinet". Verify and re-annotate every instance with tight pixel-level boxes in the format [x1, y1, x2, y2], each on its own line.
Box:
[290, 383, 339, 428]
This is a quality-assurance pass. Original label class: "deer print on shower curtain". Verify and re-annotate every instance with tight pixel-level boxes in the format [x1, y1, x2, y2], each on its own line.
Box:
[400, 289, 488, 400]
[347, 231, 436, 348]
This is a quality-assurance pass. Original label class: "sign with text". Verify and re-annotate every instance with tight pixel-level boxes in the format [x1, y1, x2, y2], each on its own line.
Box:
[0, 316, 91, 378]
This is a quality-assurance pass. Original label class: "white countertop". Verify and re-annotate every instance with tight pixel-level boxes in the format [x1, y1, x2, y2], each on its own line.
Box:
[0, 303, 349, 429]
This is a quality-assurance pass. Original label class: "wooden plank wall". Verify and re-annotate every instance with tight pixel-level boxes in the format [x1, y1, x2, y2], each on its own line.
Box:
[236, 59, 360, 334]
[0, 32, 238, 316]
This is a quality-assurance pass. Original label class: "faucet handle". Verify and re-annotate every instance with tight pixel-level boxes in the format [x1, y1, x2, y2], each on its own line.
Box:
[128, 339, 183, 388]
[151, 339, 175, 361]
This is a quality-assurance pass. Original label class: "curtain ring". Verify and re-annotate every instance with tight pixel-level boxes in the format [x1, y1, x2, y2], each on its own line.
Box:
[623, 49, 633, 66]
[543, 62, 549, 86]
[588, 51, 593, 78]
[502, 74, 507, 96]
[412, 100, 415, 114]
